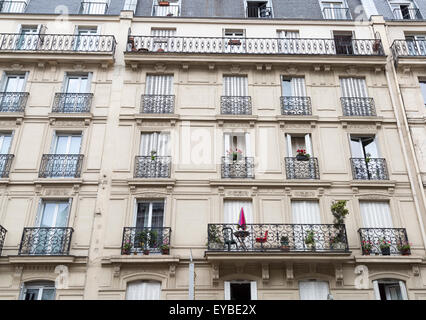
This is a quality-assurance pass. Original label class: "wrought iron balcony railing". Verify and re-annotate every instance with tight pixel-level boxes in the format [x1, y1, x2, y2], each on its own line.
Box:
[285, 157, 320, 179]
[152, 4, 180, 16]
[39, 154, 84, 178]
[134, 156, 171, 178]
[280, 96, 312, 115]
[52, 93, 93, 113]
[0, 225, 6, 256]
[79, 1, 108, 14]
[350, 158, 389, 180]
[207, 223, 349, 252]
[391, 39, 426, 58]
[247, 6, 272, 18]
[322, 7, 351, 20]
[0, 154, 14, 178]
[141, 94, 175, 114]
[126, 35, 384, 56]
[392, 8, 422, 20]
[0, 34, 116, 54]
[358, 228, 410, 256]
[121, 227, 171, 255]
[0, 1, 27, 13]
[18, 227, 73, 255]
[221, 157, 254, 179]
[341, 97, 376, 116]
[0, 92, 28, 112]
[221, 96, 252, 115]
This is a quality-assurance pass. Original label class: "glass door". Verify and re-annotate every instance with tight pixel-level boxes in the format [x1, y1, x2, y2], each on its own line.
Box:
[292, 200, 321, 251]
[63, 75, 89, 112]
[0, 74, 26, 110]
[33, 201, 70, 255]
[135, 201, 165, 251]
[224, 30, 246, 54]
[75, 27, 98, 51]
[51, 134, 82, 177]
[17, 26, 39, 50]
[0, 133, 12, 174]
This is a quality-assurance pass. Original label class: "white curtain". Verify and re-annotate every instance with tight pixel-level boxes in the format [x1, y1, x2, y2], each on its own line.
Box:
[223, 76, 248, 96]
[151, 29, 176, 37]
[140, 132, 170, 156]
[278, 31, 300, 39]
[286, 134, 312, 157]
[126, 281, 161, 300]
[224, 200, 253, 224]
[223, 133, 250, 157]
[145, 75, 173, 95]
[292, 77, 306, 96]
[360, 201, 393, 228]
[299, 281, 329, 300]
[340, 78, 368, 97]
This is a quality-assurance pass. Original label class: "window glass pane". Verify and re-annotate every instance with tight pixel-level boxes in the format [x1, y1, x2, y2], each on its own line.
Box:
[151, 202, 164, 228]
[41, 288, 55, 300]
[54, 136, 69, 154]
[69, 136, 82, 154]
[420, 82, 426, 105]
[136, 202, 150, 228]
[40, 203, 57, 227]
[24, 289, 39, 300]
[0, 135, 12, 154]
[55, 202, 70, 227]
[281, 79, 292, 96]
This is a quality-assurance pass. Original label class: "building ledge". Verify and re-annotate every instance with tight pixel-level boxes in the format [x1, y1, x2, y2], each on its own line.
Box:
[120, 113, 180, 125]
[0, 112, 24, 124]
[215, 115, 258, 123]
[0, 178, 10, 184]
[2, 255, 88, 265]
[395, 57, 426, 66]
[101, 255, 180, 265]
[128, 178, 176, 187]
[48, 112, 93, 125]
[354, 255, 423, 264]
[205, 251, 353, 262]
[33, 178, 84, 185]
[0, 53, 115, 65]
[349, 180, 396, 188]
[276, 115, 319, 122]
[209, 179, 332, 187]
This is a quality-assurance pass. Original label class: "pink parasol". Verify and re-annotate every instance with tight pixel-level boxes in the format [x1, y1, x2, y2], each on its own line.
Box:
[238, 207, 247, 230]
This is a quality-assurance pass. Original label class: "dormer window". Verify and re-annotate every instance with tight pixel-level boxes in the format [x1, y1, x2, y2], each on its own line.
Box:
[152, 0, 180, 17]
[389, 0, 422, 19]
[246, 1, 272, 18]
[321, 1, 351, 20]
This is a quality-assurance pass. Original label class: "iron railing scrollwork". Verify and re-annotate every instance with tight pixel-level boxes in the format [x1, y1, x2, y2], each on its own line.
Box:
[0, 154, 14, 178]
[285, 157, 320, 179]
[221, 157, 254, 179]
[358, 228, 410, 256]
[0, 33, 116, 54]
[221, 96, 252, 115]
[79, 1, 108, 14]
[350, 158, 389, 180]
[322, 7, 351, 20]
[126, 35, 384, 56]
[121, 227, 171, 254]
[392, 8, 422, 20]
[52, 93, 93, 113]
[134, 156, 171, 178]
[18, 227, 73, 255]
[39, 154, 84, 178]
[391, 39, 426, 58]
[0, 92, 28, 112]
[141, 94, 175, 114]
[341, 97, 376, 116]
[280, 96, 312, 115]
[0, 225, 6, 256]
[0, 1, 27, 13]
[207, 223, 349, 252]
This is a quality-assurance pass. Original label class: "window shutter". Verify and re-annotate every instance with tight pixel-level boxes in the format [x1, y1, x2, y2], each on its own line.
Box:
[223, 133, 231, 155]
[286, 134, 293, 157]
[304, 134, 312, 156]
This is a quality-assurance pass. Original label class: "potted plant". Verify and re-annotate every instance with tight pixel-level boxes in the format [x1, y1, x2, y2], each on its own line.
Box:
[137, 230, 148, 254]
[330, 200, 349, 250]
[397, 241, 411, 256]
[280, 236, 290, 251]
[379, 238, 391, 256]
[149, 229, 158, 249]
[330, 236, 346, 250]
[365, 152, 372, 164]
[127, 36, 136, 52]
[208, 225, 224, 250]
[373, 39, 381, 52]
[150, 150, 157, 160]
[305, 230, 316, 251]
[160, 243, 170, 255]
[166, 13, 174, 16]
[296, 149, 310, 161]
[157, 48, 165, 52]
[361, 240, 372, 255]
[227, 148, 243, 161]
[122, 241, 132, 255]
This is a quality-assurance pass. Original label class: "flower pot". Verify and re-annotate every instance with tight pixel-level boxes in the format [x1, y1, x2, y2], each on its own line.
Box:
[401, 249, 410, 256]
[381, 247, 390, 256]
[157, 48, 165, 52]
[280, 245, 290, 252]
[143, 249, 150, 255]
[232, 153, 238, 161]
[159, 1, 170, 6]
[296, 155, 309, 161]
[166, 13, 174, 16]
[331, 242, 346, 250]
[210, 243, 223, 250]
[362, 249, 371, 255]
[161, 248, 170, 255]
[123, 250, 130, 255]
[228, 39, 241, 46]
[133, 251, 138, 255]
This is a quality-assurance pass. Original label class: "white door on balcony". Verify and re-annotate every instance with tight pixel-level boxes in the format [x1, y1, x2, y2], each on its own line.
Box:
[223, 75, 248, 97]
[340, 78, 368, 98]
[52, 134, 82, 155]
[281, 77, 306, 97]
[299, 280, 329, 300]
[224, 133, 251, 158]
[277, 30, 299, 54]
[153, 0, 180, 17]
[0, 133, 12, 174]
[286, 134, 312, 157]
[135, 201, 165, 250]
[145, 75, 173, 96]
[17, 25, 39, 50]
[50, 134, 82, 178]
[33, 200, 71, 255]
[405, 35, 426, 56]
[140, 132, 170, 156]
[292, 200, 321, 250]
[82, 0, 108, 14]
[390, 1, 416, 19]
[63, 74, 90, 111]
[223, 29, 246, 54]
[151, 29, 176, 52]
[126, 281, 161, 300]
[349, 136, 379, 159]
[0, 74, 26, 110]
[74, 27, 98, 51]
[224, 200, 253, 250]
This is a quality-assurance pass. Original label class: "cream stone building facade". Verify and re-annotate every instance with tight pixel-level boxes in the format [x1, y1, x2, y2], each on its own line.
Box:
[0, 0, 425, 300]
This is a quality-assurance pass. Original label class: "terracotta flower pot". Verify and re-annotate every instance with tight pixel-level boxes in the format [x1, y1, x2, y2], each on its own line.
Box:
[143, 249, 150, 255]
[161, 248, 170, 255]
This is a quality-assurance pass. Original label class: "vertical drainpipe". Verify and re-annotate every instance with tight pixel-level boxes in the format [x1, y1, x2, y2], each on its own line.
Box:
[371, 16, 426, 253]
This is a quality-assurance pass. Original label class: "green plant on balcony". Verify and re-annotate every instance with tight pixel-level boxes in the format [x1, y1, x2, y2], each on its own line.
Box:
[122, 240, 132, 255]
[361, 240, 373, 255]
[208, 225, 224, 250]
[280, 235, 290, 251]
[330, 200, 349, 249]
[397, 241, 411, 256]
[150, 150, 157, 160]
[379, 238, 391, 256]
[305, 230, 316, 251]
